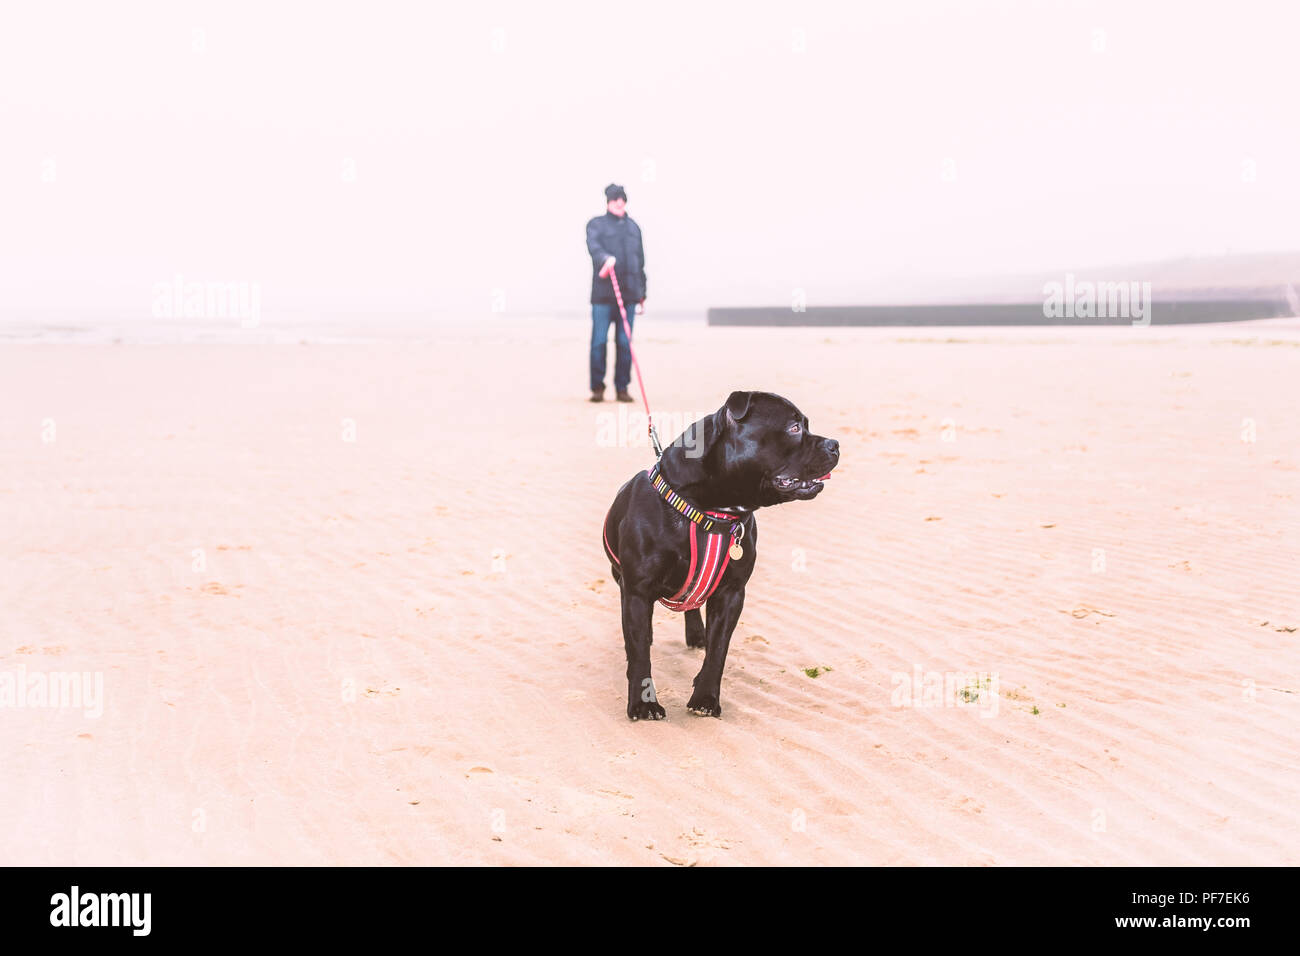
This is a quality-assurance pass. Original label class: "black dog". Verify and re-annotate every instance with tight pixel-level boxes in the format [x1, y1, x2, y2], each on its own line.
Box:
[602, 391, 839, 720]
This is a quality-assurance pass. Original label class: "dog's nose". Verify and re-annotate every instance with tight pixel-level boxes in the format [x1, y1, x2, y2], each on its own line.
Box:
[824, 438, 840, 457]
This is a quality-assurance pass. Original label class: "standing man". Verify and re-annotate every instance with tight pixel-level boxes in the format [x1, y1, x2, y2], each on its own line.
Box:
[586, 183, 646, 402]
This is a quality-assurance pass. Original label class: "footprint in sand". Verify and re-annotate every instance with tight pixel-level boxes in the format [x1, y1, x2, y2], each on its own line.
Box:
[661, 827, 735, 866]
[1062, 605, 1115, 620]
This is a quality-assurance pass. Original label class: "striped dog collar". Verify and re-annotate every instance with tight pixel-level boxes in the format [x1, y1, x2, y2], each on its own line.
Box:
[648, 464, 744, 539]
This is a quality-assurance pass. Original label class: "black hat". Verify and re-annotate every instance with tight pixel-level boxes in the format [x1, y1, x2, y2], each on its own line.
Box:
[604, 183, 627, 203]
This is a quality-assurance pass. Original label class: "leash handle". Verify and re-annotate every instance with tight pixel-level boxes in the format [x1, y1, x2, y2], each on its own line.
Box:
[606, 268, 662, 457]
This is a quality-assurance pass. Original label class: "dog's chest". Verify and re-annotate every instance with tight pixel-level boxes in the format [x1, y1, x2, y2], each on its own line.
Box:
[657, 518, 748, 612]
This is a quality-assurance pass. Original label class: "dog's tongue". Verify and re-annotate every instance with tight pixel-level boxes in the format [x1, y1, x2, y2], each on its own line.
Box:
[815, 472, 832, 481]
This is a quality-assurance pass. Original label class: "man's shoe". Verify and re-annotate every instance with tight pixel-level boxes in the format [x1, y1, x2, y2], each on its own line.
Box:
[616, 390, 635, 403]
[590, 388, 605, 403]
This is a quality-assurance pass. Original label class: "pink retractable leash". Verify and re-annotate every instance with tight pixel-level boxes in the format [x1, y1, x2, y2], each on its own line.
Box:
[601, 261, 663, 457]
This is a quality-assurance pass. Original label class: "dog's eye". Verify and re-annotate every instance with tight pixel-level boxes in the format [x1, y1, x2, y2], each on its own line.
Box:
[787, 423, 802, 435]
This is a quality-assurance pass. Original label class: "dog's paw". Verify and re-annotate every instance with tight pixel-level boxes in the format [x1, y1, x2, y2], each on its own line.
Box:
[685, 629, 706, 649]
[627, 699, 667, 721]
[686, 692, 723, 718]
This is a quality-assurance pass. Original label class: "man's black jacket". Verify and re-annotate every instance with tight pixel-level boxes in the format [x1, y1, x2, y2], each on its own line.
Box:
[585, 212, 647, 306]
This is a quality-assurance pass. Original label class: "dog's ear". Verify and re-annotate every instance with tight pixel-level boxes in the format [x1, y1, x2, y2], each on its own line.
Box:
[659, 405, 728, 490]
[724, 390, 754, 425]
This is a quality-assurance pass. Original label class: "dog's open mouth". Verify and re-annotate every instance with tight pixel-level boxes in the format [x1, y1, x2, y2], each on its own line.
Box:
[774, 472, 832, 493]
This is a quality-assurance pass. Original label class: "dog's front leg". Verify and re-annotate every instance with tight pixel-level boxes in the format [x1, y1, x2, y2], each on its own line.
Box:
[684, 608, 706, 648]
[687, 586, 745, 718]
[622, 589, 665, 720]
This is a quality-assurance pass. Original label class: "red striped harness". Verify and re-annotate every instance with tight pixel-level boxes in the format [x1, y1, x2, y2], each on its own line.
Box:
[603, 466, 745, 613]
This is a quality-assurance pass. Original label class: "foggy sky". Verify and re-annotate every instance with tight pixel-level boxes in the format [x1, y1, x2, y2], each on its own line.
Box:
[2, 0, 1297, 316]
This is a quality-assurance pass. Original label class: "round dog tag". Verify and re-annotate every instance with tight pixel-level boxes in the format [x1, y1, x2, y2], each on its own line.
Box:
[728, 542, 744, 560]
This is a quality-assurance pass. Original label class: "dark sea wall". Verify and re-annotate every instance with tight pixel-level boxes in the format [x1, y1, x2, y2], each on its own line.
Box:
[707, 298, 1291, 327]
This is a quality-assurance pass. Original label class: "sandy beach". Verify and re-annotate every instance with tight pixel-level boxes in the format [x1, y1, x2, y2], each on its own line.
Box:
[1, 316, 1297, 866]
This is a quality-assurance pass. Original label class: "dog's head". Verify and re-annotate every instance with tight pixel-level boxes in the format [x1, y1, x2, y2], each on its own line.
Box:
[660, 391, 840, 510]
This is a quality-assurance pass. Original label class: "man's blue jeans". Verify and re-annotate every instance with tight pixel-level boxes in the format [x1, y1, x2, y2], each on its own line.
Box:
[590, 303, 633, 392]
